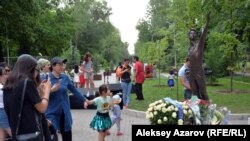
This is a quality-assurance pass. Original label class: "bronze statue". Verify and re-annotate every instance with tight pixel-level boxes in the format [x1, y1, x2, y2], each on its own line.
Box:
[188, 13, 210, 101]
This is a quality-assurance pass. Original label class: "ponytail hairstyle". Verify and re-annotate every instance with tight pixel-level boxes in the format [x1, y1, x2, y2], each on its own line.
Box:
[96, 84, 108, 96]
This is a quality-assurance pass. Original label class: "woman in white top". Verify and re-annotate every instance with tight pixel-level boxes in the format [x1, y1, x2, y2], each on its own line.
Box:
[70, 64, 83, 88]
[0, 66, 11, 140]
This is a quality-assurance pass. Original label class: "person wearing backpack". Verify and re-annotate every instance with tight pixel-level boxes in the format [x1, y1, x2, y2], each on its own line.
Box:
[115, 62, 122, 83]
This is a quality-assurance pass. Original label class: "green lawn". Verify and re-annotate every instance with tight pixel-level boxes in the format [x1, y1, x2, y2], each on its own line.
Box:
[129, 77, 250, 113]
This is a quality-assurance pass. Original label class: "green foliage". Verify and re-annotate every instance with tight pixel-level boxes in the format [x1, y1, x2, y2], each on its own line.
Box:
[61, 46, 81, 69]
[135, 0, 250, 80]
[72, 0, 128, 66]
[206, 31, 229, 76]
[101, 59, 110, 73]
[92, 53, 103, 73]
[0, 0, 129, 67]
[0, 0, 77, 57]
[136, 20, 152, 42]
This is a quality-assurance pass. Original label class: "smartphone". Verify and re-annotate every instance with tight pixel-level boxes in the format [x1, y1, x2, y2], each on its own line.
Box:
[45, 74, 48, 81]
[42, 74, 48, 82]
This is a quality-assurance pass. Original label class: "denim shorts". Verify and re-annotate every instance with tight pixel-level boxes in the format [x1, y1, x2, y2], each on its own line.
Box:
[0, 108, 10, 128]
[84, 72, 93, 80]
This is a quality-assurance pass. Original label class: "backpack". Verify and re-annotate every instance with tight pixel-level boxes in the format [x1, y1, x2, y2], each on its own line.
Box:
[115, 66, 122, 78]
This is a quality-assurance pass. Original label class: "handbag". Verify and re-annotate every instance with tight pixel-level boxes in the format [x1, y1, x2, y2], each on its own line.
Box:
[131, 83, 136, 94]
[49, 125, 58, 141]
[41, 114, 58, 141]
[15, 78, 43, 141]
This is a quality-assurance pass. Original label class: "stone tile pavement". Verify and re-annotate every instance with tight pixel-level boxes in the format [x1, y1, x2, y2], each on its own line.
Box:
[67, 109, 149, 141]
[58, 109, 249, 141]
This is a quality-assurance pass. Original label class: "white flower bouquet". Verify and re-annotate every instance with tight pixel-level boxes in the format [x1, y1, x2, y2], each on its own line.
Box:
[146, 97, 228, 125]
[146, 97, 194, 125]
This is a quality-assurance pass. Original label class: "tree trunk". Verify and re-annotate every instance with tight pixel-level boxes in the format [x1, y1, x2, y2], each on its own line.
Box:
[19, 37, 30, 55]
[0, 41, 4, 62]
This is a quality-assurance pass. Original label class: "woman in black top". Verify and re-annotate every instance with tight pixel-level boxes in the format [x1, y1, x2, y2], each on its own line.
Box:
[3, 54, 51, 141]
[120, 58, 132, 109]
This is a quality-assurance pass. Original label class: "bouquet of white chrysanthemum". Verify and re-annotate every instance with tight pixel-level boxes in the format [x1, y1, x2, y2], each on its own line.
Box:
[181, 101, 195, 125]
[145, 98, 194, 125]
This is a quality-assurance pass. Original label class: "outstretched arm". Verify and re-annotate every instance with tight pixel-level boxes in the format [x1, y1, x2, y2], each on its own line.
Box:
[199, 12, 210, 54]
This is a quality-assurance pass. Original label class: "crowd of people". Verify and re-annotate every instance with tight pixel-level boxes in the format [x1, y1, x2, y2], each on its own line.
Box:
[0, 17, 222, 139]
[0, 53, 146, 141]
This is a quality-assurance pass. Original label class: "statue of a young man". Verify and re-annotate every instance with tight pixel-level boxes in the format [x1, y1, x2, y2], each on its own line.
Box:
[188, 13, 210, 101]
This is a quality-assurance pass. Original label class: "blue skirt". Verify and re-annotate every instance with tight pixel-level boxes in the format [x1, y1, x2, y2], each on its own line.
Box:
[90, 112, 112, 132]
[168, 79, 174, 87]
[0, 108, 10, 128]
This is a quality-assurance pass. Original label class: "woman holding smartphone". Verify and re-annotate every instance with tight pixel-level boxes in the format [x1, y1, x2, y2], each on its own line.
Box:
[46, 57, 88, 141]
[3, 54, 51, 141]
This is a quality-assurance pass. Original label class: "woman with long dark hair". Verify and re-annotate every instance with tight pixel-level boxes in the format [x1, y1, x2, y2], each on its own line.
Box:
[0, 66, 12, 140]
[3, 54, 51, 141]
[120, 58, 132, 109]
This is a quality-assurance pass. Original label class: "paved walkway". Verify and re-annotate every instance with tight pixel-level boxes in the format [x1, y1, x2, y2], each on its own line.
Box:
[234, 71, 250, 76]
[58, 72, 249, 141]
[68, 109, 148, 141]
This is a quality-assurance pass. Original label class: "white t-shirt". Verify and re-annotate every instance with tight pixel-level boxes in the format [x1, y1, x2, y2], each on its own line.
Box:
[0, 84, 4, 108]
[70, 69, 83, 83]
[178, 64, 190, 89]
[168, 74, 175, 80]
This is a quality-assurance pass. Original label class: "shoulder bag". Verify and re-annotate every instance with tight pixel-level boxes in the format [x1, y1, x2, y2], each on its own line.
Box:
[15, 78, 43, 141]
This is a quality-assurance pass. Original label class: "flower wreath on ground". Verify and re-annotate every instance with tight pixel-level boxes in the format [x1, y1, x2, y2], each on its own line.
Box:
[146, 96, 230, 125]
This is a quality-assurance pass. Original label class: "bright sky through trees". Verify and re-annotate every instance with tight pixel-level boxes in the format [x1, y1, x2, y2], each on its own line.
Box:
[106, 0, 149, 54]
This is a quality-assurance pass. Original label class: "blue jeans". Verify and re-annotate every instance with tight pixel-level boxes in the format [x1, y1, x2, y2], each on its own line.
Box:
[121, 82, 132, 106]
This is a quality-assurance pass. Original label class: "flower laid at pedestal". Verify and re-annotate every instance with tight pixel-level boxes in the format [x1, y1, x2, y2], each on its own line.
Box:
[146, 97, 195, 125]
[146, 96, 229, 125]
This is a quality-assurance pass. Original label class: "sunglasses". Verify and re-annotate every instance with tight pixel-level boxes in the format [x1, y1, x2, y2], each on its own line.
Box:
[5, 69, 10, 72]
